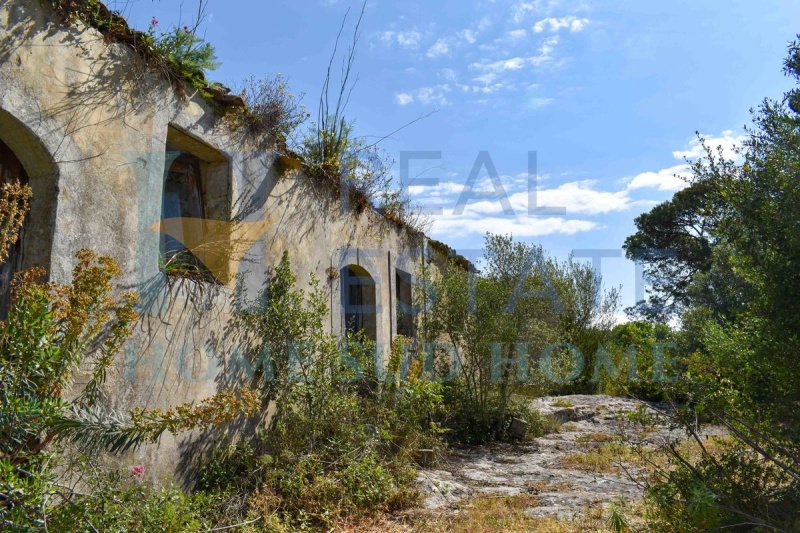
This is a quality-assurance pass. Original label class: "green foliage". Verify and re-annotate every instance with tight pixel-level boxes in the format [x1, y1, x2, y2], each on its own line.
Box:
[148, 25, 219, 94]
[632, 37, 800, 531]
[606, 501, 630, 533]
[623, 174, 727, 320]
[159, 248, 216, 283]
[0, 251, 139, 460]
[417, 233, 618, 444]
[50, 0, 220, 96]
[595, 321, 679, 401]
[199, 253, 444, 530]
[646, 443, 798, 531]
[0, 250, 143, 528]
[300, 117, 400, 216]
[45, 465, 226, 533]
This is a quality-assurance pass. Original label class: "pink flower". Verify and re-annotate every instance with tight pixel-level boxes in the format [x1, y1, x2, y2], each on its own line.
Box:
[150, 17, 159, 28]
[131, 465, 145, 479]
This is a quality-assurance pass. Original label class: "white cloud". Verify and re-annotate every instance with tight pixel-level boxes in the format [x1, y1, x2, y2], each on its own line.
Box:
[672, 130, 746, 161]
[426, 38, 450, 58]
[470, 36, 558, 83]
[410, 177, 638, 218]
[457, 82, 510, 94]
[432, 214, 600, 239]
[528, 96, 555, 109]
[511, 0, 561, 22]
[406, 181, 465, 196]
[458, 29, 477, 44]
[625, 130, 746, 192]
[407, 130, 747, 240]
[512, 1, 541, 23]
[536, 181, 632, 215]
[396, 84, 452, 106]
[533, 16, 590, 33]
[476, 56, 527, 73]
[626, 164, 690, 192]
[507, 29, 528, 39]
[394, 92, 414, 106]
[452, 181, 634, 217]
[379, 30, 423, 49]
[418, 85, 451, 105]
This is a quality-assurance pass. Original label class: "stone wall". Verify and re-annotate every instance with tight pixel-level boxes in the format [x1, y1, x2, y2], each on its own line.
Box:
[0, 0, 439, 483]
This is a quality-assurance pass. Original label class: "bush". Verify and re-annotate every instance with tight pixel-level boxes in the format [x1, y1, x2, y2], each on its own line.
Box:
[51, 0, 220, 96]
[417, 233, 617, 444]
[45, 463, 226, 533]
[595, 321, 680, 402]
[645, 443, 800, 531]
[227, 75, 308, 147]
[0, 188, 259, 529]
[196, 254, 444, 530]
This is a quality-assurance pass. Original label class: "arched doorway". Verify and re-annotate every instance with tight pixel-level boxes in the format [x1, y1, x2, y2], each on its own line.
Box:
[341, 265, 377, 342]
[0, 139, 30, 313]
[0, 108, 59, 315]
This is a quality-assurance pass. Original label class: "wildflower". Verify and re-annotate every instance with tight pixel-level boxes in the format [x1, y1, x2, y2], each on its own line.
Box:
[150, 17, 159, 28]
[131, 465, 145, 479]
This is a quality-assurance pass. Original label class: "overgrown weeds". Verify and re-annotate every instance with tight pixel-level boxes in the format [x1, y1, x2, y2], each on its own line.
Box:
[191, 253, 444, 530]
[49, 0, 219, 97]
[226, 75, 309, 148]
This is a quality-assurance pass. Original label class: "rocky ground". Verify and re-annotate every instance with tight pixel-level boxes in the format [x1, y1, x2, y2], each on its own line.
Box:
[415, 394, 725, 520]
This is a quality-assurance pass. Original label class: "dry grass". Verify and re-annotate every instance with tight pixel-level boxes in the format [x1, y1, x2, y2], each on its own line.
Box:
[358, 495, 642, 533]
[559, 443, 639, 473]
[559, 422, 580, 432]
[552, 399, 575, 408]
[575, 432, 617, 444]
[636, 434, 735, 472]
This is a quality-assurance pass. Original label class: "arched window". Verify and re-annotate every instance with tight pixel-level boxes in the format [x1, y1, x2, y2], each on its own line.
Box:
[341, 265, 377, 342]
[0, 139, 30, 314]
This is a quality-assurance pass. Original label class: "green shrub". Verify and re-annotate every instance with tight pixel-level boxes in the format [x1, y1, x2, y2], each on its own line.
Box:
[50, 0, 220, 96]
[45, 466, 225, 533]
[417, 233, 617, 444]
[645, 443, 799, 531]
[595, 321, 680, 401]
[148, 25, 219, 93]
[196, 254, 444, 530]
[630, 38, 800, 531]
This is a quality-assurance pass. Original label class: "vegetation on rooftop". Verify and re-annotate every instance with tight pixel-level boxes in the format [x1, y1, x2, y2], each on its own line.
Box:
[48, 0, 219, 98]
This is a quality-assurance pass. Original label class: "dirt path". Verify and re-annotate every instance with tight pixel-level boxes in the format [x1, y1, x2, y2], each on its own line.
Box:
[416, 394, 724, 520]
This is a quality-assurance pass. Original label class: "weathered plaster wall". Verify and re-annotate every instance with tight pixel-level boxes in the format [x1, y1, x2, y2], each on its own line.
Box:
[0, 0, 433, 484]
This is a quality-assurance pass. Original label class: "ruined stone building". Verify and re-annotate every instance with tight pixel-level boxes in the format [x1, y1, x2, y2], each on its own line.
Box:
[0, 0, 465, 480]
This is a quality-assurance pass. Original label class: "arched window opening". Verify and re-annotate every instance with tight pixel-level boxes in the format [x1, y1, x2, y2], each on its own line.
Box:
[395, 268, 414, 338]
[341, 265, 377, 342]
[0, 139, 30, 315]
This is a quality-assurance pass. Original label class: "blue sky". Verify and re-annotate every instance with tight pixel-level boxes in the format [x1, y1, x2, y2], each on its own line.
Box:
[122, 0, 800, 313]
